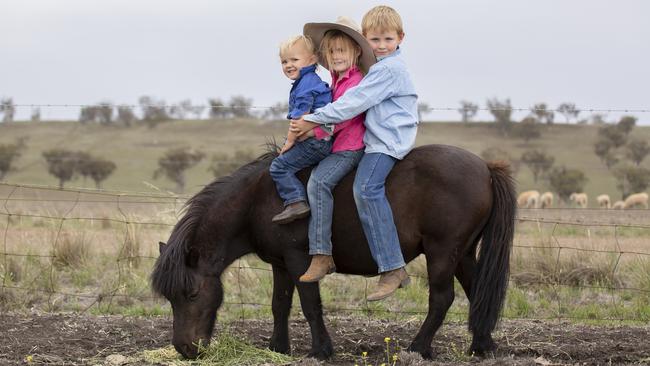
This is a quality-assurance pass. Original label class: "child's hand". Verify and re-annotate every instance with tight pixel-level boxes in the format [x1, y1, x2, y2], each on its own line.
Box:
[290, 118, 319, 136]
[297, 128, 315, 141]
[279, 140, 295, 155]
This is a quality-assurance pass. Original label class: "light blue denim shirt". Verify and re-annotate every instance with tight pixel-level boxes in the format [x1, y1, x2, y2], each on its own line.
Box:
[304, 48, 418, 159]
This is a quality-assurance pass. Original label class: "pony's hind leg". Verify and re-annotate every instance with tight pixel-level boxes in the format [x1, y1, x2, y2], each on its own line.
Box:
[454, 252, 497, 356]
[269, 264, 295, 354]
[408, 239, 457, 359]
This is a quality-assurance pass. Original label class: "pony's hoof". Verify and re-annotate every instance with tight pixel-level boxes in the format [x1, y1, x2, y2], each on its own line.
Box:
[407, 343, 434, 360]
[307, 342, 334, 360]
[269, 339, 290, 355]
[469, 336, 497, 357]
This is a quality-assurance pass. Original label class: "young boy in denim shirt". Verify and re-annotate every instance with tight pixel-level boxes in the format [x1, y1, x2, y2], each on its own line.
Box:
[291, 6, 418, 301]
[270, 35, 332, 224]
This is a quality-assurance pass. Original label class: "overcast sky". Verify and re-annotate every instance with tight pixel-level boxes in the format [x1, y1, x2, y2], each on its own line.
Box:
[2, 0, 649, 123]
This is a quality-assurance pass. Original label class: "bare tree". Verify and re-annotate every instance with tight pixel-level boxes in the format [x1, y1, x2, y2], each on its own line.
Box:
[208, 98, 229, 119]
[262, 102, 289, 120]
[116, 105, 137, 127]
[30, 107, 41, 123]
[1, 98, 16, 123]
[191, 104, 206, 120]
[417, 102, 430, 122]
[97, 102, 114, 125]
[530, 103, 554, 124]
[139, 96, 170, 128]
[458, 101, 478, 124]
[486, 98, 513, 136]
[557, 103, 580, 123]
[154, 148, 205, 192]
[229, 95, 254, 118]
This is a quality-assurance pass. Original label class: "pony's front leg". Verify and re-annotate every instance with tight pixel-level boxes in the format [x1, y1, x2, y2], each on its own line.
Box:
[269, 264, 295, 354]
[286, 254, 333, 360]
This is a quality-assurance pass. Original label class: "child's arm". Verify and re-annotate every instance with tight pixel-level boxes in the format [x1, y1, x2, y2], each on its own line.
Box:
[279, 130, 297, 155]
[289, 119, 320, 136]
[302, 65, 396, 125]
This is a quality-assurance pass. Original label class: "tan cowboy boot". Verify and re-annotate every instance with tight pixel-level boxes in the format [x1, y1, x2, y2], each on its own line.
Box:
[366, 267, 410, 301]
[299, 255, 336, 282]
[271, 201, 311, 224]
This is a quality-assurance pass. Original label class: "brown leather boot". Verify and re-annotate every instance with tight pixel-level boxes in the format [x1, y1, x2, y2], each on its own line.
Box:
[299, 255, 336, 282]
[271, 201, 310, 224]
[366, 267, 410, 301]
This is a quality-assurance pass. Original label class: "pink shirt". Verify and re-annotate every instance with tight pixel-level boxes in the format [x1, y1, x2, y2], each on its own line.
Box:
[313, 66, 365, 152]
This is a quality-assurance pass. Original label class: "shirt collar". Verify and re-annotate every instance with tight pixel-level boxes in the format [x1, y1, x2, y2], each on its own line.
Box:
[298, 64, 317, 78]
[377, 47, 401, 62]
[330, 65, 360, 83]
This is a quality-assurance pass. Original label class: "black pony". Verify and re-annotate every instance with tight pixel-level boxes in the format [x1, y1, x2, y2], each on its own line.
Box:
[151, 144, 516, 360]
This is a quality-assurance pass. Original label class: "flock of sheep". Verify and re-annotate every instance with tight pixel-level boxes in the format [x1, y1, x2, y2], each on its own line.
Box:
[517, 190, 649, 209]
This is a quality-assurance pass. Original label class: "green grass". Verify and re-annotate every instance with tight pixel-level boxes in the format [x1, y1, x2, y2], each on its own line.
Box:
[1, 119, 649, 200]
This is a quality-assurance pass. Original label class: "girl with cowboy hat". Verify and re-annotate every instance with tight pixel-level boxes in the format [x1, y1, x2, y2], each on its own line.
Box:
[296, 16, 376, 282]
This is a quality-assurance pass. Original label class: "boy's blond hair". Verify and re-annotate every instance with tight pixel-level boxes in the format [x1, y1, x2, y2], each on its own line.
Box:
[320, 30, 361, 72]
[279, 35, 317, 57]
[361, 5, 404, 36]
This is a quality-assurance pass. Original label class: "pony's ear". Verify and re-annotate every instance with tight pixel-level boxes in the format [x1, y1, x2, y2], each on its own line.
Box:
[158, 241, 167, 255]
[185, 247, 200, 268]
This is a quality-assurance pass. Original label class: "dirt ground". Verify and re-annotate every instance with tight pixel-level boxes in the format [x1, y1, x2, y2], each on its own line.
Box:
[1, 313, 649, 365]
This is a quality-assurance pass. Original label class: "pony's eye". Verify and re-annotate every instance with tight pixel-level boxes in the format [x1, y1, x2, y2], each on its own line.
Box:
[187, 291, 200, 301]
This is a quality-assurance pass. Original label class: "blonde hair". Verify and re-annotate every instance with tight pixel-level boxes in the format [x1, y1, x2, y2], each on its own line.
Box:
[279, 35, 317, 57]
[320, 30, 361, 73]
[361, 5, 404, 36]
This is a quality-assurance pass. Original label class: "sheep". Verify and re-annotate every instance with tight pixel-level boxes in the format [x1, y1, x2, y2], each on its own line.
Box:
[517, 190, 540, 208]
[623, 192, 649, 209]
[569, 192, 588, 208]
[539, 191, 553, 208]
[612, 200, 625, 209]
[596, 194, 611, 209]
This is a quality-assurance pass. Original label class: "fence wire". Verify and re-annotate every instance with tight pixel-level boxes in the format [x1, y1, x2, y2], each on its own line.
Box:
[1, 182, 649, 324]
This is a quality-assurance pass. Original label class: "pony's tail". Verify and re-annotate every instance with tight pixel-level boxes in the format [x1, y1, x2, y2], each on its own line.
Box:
[468, 161, 517, 337]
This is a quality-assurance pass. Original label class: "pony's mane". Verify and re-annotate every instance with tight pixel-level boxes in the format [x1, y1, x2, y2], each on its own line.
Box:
[151, 146, 278, 298]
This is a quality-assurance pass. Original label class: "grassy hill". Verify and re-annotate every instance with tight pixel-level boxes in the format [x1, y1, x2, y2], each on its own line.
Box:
[1, 119, 649, 204]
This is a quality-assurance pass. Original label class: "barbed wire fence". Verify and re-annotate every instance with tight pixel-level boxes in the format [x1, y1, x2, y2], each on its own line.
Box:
[1, 182, 649, 323]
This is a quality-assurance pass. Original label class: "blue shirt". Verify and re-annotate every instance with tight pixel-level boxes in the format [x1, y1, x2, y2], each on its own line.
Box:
[287, 64, 332, 119]
[304, 49, 418, 159]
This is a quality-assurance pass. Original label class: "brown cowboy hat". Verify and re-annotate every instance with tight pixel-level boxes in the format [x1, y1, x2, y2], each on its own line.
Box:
[303, 16, 376, 74]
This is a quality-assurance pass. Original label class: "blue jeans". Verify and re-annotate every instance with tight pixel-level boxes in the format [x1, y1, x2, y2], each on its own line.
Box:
[307, 149, 364, 255]
[269, 137, 332, 206]
[353, 152, 405, 273]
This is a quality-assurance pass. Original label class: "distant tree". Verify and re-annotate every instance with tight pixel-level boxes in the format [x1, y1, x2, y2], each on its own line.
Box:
[0, 143, 22, 180]
[548, 166, 588, 203]
[74, 151, 93, 183]
[590, 113, 607, 125]
[594, 139, 619, 169]
[625, 139, 650, 166]
[458, 101, 478, 124]
[480, 147, 520, 173]
[228, 95, 254, 118]
[417, 102, 430, 121]
[153, 148, 205, 192]
[97, 102, 114, 125]
[169, 99, 193, 120]
[0, 98, 15, 123]
[87, 158, 116, 189]
[208, 98, 229, 119]
[617, 115, 636, 136]
[513, 117, 542, 143]
[139, 96, 170, 128]
[598, 124, 627, 148]
[521, 150, 555, 183]
[79, 105, 99, 124]
[486, 98, 513, 136]
[613, 164, 650, 199]
[262, 102, 289, 120]
[557, 103, 580, 123]
[30, 107, 41, 123]
[116, 105, 137, 127]
[208, 149, 256, 178]
[530, 103, 554, 124]
[191, 104, 206, 120]
[43, 149, 79, 188]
